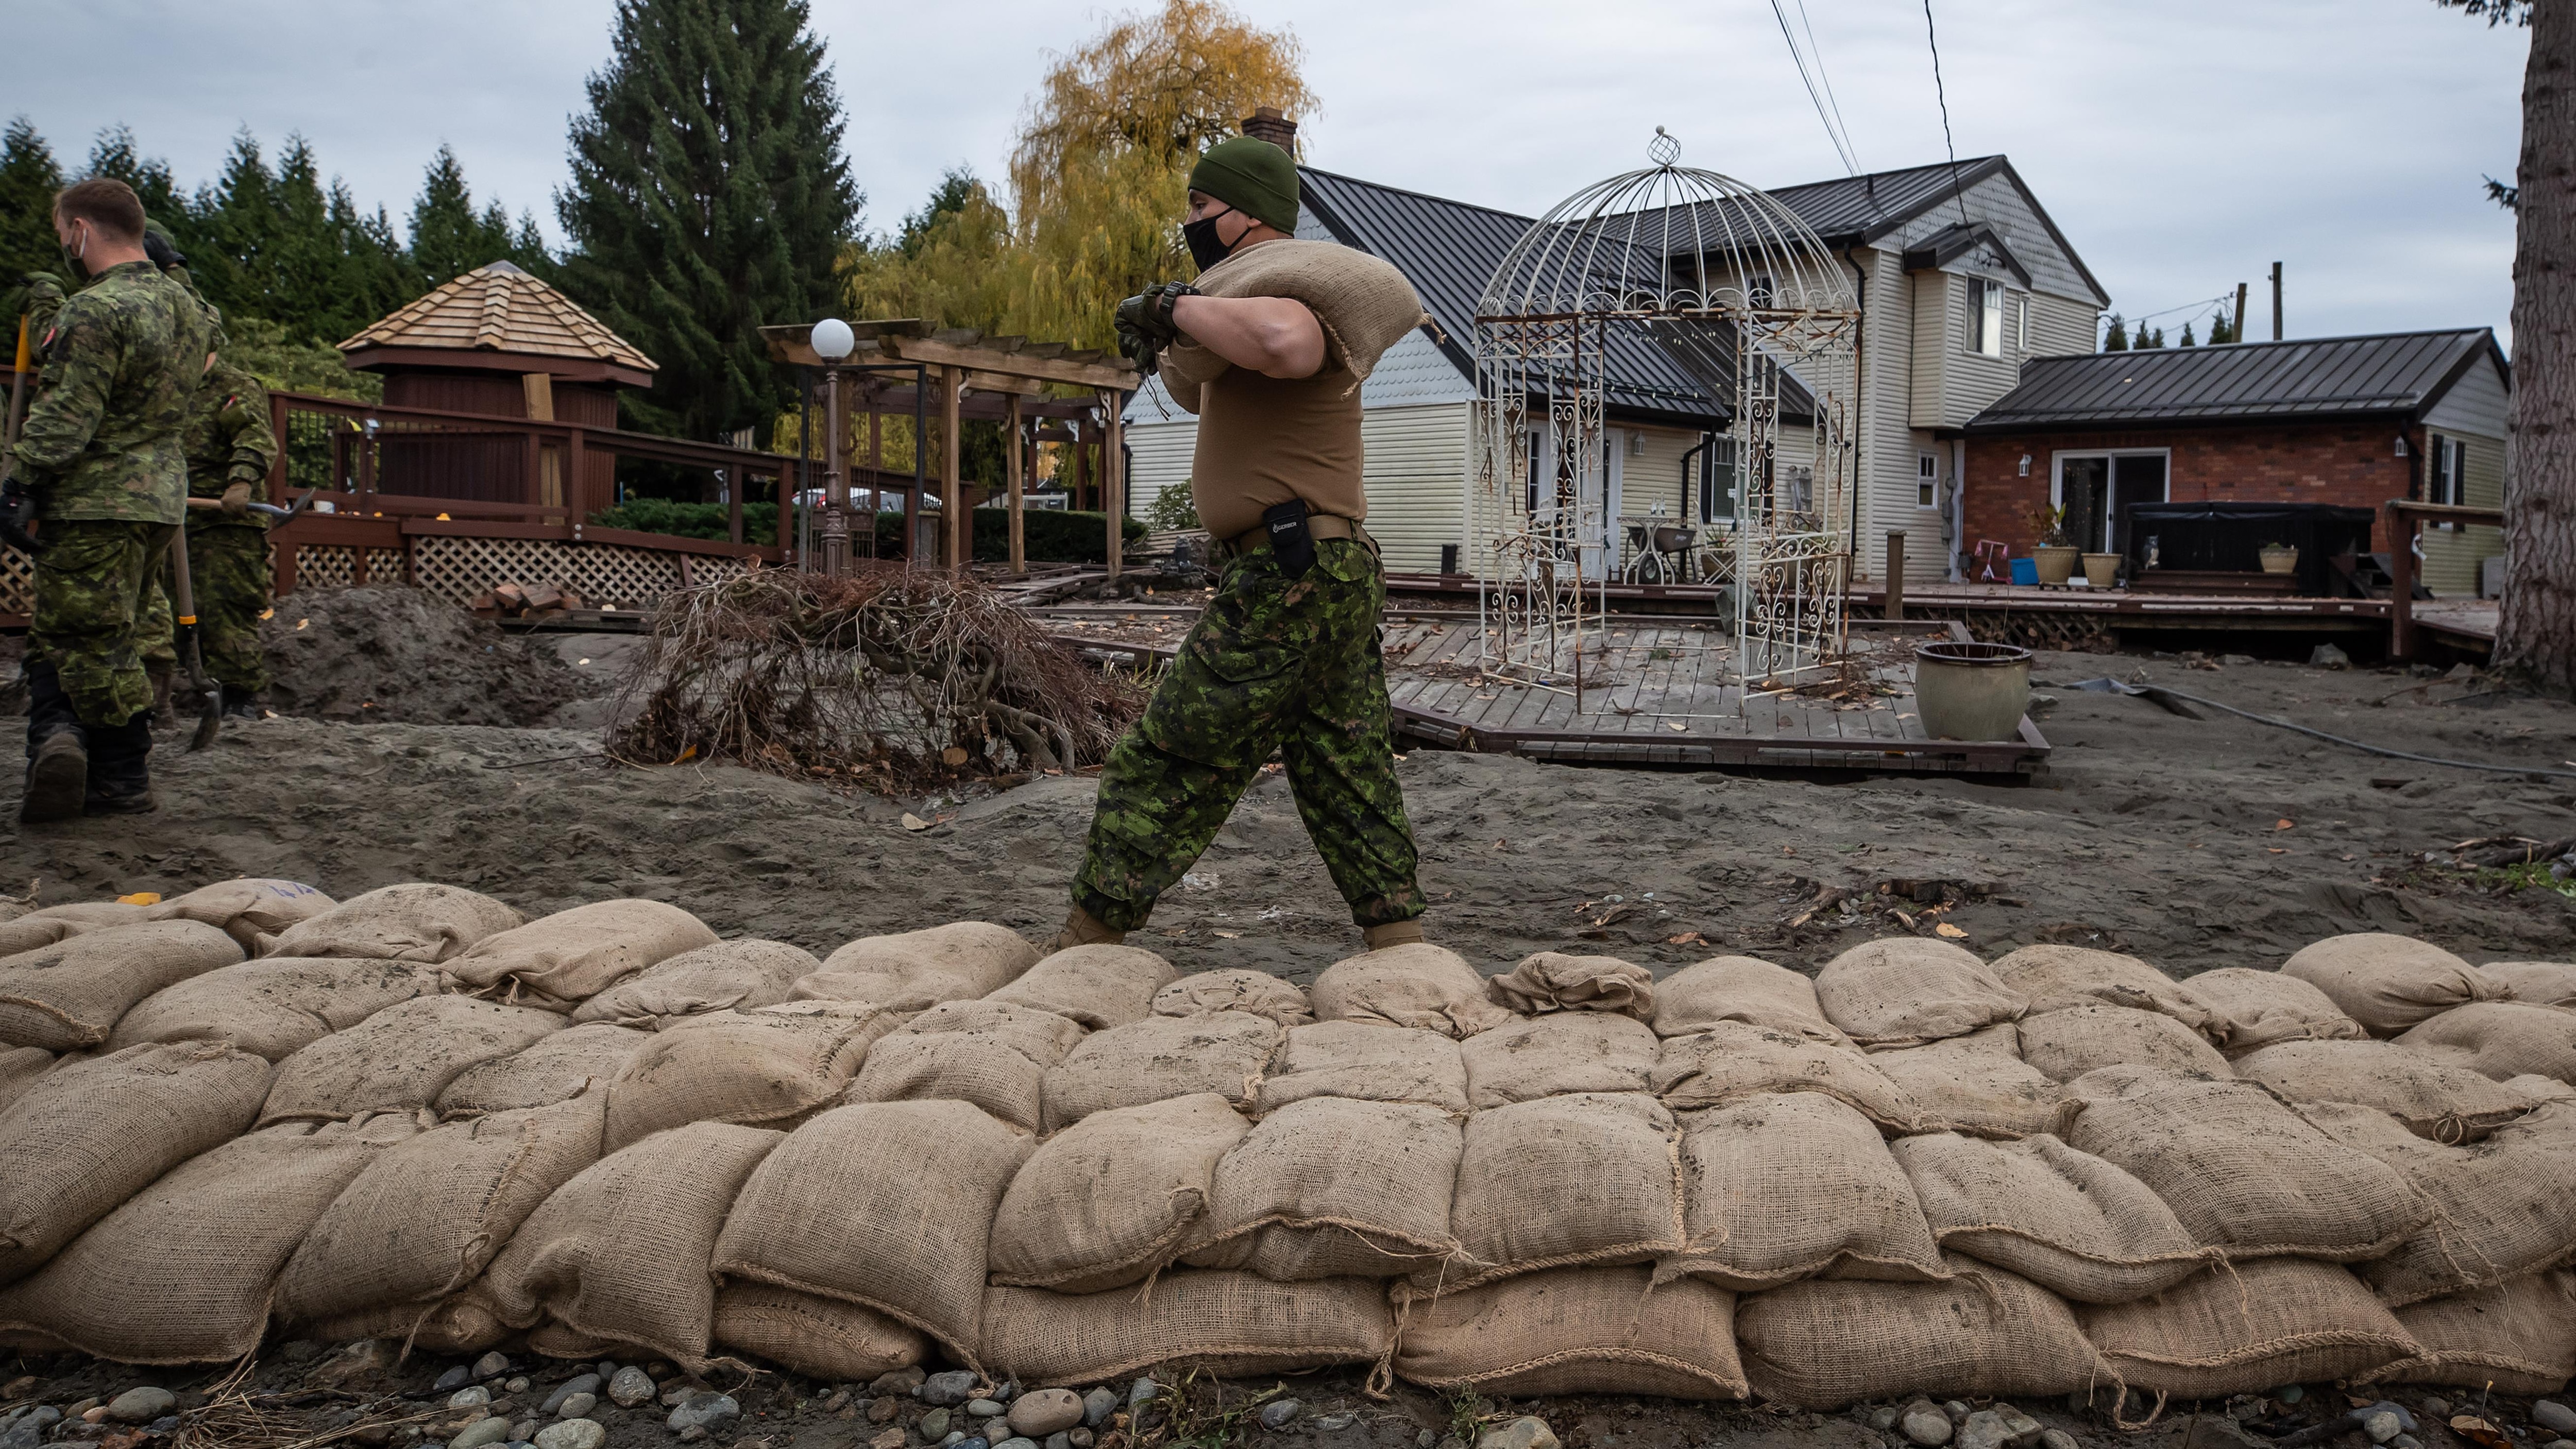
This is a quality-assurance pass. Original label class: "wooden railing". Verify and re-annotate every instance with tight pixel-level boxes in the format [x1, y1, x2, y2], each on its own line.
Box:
[2385, 500, 2505, 660]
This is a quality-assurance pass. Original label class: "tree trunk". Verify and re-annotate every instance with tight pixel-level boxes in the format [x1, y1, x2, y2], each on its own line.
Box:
[2499, 1, 2576, 691]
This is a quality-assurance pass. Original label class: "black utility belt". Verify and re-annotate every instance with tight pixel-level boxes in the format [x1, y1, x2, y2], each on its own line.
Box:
[1216, 501, 1367, 576]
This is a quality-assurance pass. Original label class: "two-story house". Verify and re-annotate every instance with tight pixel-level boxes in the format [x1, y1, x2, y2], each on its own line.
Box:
[1124, 143, 2111, 585]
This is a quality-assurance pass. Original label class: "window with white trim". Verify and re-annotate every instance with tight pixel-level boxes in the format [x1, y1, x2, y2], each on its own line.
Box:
[1966, 277, 2004, 356]
[2016, 295, 2029, 351]
[2426, 433, 2467, 507]
[1918, 452, 1938, 508]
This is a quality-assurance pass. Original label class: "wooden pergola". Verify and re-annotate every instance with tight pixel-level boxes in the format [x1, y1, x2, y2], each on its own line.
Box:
[760, 320, 1140, 577]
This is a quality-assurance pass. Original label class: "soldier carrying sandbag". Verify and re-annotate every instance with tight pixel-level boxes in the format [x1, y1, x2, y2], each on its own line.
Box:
[7, 179, 215, 820]
[1049, 132, 1432, 955]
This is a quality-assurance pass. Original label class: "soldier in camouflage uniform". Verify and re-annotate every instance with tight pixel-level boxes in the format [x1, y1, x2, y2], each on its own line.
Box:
[9, 180, 214, 821]
[1058, 135, 1429, 952]
[169, 358, 278, 717]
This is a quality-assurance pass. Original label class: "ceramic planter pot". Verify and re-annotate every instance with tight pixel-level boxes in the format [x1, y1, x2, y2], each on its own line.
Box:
[2260, 546, 2299, 575]
[2031, 545, 2079, 586]
[1913, 641, 2033, 742]
[2081, 552, 2121, 588]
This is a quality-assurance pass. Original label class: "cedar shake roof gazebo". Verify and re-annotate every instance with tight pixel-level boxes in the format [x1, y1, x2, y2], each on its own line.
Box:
[338, 262, 660, 506]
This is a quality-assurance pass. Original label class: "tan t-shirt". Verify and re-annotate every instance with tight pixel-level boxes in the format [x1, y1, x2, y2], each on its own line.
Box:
[1185, 353, 1368, 542]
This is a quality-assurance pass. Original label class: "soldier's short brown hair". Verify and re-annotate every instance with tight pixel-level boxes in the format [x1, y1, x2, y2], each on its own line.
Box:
[53, 178, 146, 241]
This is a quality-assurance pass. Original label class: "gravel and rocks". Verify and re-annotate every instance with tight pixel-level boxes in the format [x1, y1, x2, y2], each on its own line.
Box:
[533, 1420, 606, 1449]
[449, 1388, 491, 1409]
[1081, 1390, 1119, 1429]
[920, 1408, 954, 1440]
[2535, 1404, 2576, 1436]
[471, 1353, 512, 1382]
[104, 1388, 173, 1424]
[450, 1419, 512, 1449]
[2362, 1411, 2404, 1444]
[1479, 1420, 1559, 1449]
[968, 1400, 1006, 1419]
[1903, 1402, 1955, 1447]
[1007, 1390, 1084, 1438]
[922, 1374, 980, 1408]
[1259, 1400, 1304, 1431]
[540, 1376, 599, 1416]
[666, 1393, 739, 1434]
[605, 1367, 655, 1408]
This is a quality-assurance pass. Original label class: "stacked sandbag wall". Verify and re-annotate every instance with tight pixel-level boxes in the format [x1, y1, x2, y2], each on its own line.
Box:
[2, 893, 2573, 1409]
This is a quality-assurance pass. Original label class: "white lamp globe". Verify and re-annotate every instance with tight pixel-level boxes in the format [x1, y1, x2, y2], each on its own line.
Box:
[810, 318, 856, 361]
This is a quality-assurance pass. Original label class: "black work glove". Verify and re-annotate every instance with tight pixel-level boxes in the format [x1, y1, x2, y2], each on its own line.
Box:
[1114, 282, 1198, 372]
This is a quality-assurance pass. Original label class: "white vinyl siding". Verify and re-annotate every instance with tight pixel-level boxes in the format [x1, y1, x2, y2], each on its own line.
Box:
[2026, 292, 2101, 357]
[1122, 420, 1197, 523]
[1357, 403, 1471, 573]
[2417, 354, 2511, 598]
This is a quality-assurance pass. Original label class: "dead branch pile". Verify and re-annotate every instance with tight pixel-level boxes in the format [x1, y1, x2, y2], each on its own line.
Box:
[613, 566, 1146, 789]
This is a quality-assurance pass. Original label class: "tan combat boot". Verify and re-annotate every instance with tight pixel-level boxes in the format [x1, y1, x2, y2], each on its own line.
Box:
[1044, 904, 1126, 954]
[146, 667, 176, 729]
[1362, 919, 1426, 951]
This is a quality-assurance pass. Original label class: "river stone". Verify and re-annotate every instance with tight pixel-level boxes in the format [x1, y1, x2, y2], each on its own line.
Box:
[1902, 1404, 1953, 1448]
[543, 1377, 602, 1416]
[1259, 1403, 1302, 1431]
[474, 1353, 512, 1382]
[968, 1402, 1005, 1420]
[536, 1422, 606, 1449]
[1007, 1392, 1083, 1439]
[452, 1421, 512, 1449]
[451, 1389, 492, 1410]
[2040, 1434, 2076, 1449]
[1478, 1421, 1556, 1449]
[1129, 1381, 1159, 1409]
[1082, 1392, 1117, 1430]
[606, 1369, 655, 1409]
[923, 1375, 979, 1409]
[557, 1396, 596, 1421]
[2533, 1405, 2576, 1437]
[106, 1391, 174, 1425]
[1046, 1436, 1071, 1449]
[1071, 1436, 1093, 1449]
[920, 1410, 953, 1441]
[668, 1395, 739, 1434]
[992, 1438, 1036, 1449]
[2361, 1414, 2401, 1445]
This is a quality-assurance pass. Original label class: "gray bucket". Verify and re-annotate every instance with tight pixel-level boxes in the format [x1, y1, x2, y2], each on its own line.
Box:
[1912, 641, 2033, 742]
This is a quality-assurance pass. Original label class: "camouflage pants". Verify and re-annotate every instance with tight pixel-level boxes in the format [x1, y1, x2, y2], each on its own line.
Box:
[137, 525, 271, 689]
[1075, 536, 1426, 932]
[26, 519, 179, 728]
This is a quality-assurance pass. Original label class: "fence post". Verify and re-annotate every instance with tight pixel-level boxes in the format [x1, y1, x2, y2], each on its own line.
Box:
[2386, 503, 2418, 661]
[1884, 532, 1905, 620]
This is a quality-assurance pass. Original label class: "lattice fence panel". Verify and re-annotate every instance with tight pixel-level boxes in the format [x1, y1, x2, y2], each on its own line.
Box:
[410, 536, 686, 610]
[293, 545, 358, 590]
[0, 546, 32, 616]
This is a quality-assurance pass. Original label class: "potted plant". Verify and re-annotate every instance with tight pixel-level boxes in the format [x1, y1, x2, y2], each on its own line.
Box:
[2080, 550, 2122, 588]
[2259, 542, 2300, 575]
[2027, 505, 2079, 586]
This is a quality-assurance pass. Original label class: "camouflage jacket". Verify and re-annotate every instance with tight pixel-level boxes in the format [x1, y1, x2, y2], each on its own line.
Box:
[11, 260, 213, 524]
[183, 360, 278, 527]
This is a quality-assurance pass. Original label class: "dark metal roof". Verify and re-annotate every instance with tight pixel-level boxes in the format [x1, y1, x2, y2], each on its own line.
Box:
[1961, 329, 2506, 433]
[1767, 156, 2112, 308]
[1300, 166, 1811, 425]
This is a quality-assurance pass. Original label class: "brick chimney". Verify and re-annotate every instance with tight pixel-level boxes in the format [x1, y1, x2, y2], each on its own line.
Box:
[1241, 107, 1298, 152]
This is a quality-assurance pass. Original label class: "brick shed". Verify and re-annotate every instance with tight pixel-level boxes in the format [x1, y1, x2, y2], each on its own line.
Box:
[1954, 329, 2511, 596]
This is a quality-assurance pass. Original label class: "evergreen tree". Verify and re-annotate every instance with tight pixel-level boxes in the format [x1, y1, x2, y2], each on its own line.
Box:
[409, 143, 544, 287]
[83, 125, 187, 228]
[0, 117, 64, 290]
[555, 0, 862, 442]
[2209, 307, 2236, 345]
[2102, 313, 2128, 352]
[901, 167, 981, 257]
[2180, 321, 2197, 347]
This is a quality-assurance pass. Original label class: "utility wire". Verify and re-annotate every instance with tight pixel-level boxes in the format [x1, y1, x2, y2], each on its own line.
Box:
[1770, 0, 1859, 174]
[2072, 679, 2576, 780]
[1922, 0, 1971, 226]
[1796, 0, 1862, 174]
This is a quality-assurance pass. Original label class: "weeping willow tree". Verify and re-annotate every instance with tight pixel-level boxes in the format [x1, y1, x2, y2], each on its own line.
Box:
[842, 0, 1316, 351]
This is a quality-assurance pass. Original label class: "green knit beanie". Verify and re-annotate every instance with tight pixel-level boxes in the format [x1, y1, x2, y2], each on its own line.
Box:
[1188, 136, 1300, 235]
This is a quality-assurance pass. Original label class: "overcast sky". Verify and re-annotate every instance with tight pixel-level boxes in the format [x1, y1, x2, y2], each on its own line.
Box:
[9, 0, 2530, 348]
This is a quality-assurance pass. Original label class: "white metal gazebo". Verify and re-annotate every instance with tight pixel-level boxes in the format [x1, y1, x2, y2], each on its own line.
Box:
[1469, 129, 1865, 703]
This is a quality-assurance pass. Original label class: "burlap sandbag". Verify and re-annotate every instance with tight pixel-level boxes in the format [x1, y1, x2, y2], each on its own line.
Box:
[0, 1042, 272, 1286]
[277, 1094, 605, 1326]
[2398, 1001, 2576, 1084]
[1663, 1092, 1946, 1291]
[2480, 960, 2576, 1009]
[714, 1284, 928, 1380]
[1649, 955, 1847, 1045]
[602, 1000, 905, 1151]
[2016, 1004, 2232, 1084]
[1734, 1252, 2100, 1408]
[1486, 952, 1655, 1020]
[1161, 238, 1428, 403]
[435, 1023, 653, 1117]
[1256, 1021, 1467, 1117]
[1182, 1097, 1465, 1280]
[1869, 1026, 2069, 1138]
[2233, 1038, 2540, 1141]
[304, 1283, 512, 1356]
[0, 901, 146, 957]
[146, 879, 335, 951]
[1988, 944, 2225, 1042]
[105, 956, 435, 1061]
[1311, 944, 1518, 1039]
[1461, 1012, 1657, 1109]
[2361, 1270, 2576, 1394]
[2062, 1066, 2429, 1261]
[2081, 1257, 2419, 1397]
[571, 938, 817, 1027]
[989, 1094, 1250, 1293]
[1043, 1010, 1282, 1131]
[260, 995, 564, 1126]
[713, 1099, 1031, 1365]
[0, 1114, 417, 1363]
[1392, 1267, 1744, 1399]
[2282, 933, 2504, 1035]
[981, 1272, 1396, 1384]
[844, 1000, 1088, 1132]
[2304, 1100, 2576, 1306]
[792, 922, 1039, 1007]
[2176, 967, 2369, 1057]
[1813, 937, 2026, 1049]
[445, 898, 719, 1007]
[1647, 1021, 1918, 1131]
[486, 1119, 782, 1371]
[987, 944, 1177, 1029]
[1891, 1132, 2208, 1304]
[1439, 1092, 1686, 1291]
[1155, 969, 1313, 1028]
[0, 1047, 48, 1114]
[2509, 1071, 2576, 1104]
[260, 883, 522, 963]
[0, 919, 244, 1050]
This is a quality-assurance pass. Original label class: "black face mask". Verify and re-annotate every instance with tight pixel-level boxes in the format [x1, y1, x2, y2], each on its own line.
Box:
[1182, 207, 1243, 271]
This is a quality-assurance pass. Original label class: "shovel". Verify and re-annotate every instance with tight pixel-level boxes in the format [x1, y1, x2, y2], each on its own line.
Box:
[165, 520, 222, 751]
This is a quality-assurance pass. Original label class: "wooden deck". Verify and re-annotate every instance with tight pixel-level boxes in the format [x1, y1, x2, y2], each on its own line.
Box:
[1375, 617, 2049, 775]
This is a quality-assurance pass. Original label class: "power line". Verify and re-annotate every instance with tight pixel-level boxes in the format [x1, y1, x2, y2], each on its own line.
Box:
[1795, 0, 1862, 174]
[1770, 0, 1858, 175]
[1921, 0, 1969, 226]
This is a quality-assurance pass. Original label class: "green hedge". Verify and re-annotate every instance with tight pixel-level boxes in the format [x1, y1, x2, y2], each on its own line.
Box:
[594, 499, 1143, 565]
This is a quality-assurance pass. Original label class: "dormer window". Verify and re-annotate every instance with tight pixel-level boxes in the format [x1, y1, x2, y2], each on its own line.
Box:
[1966, 277, 2005, 357]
